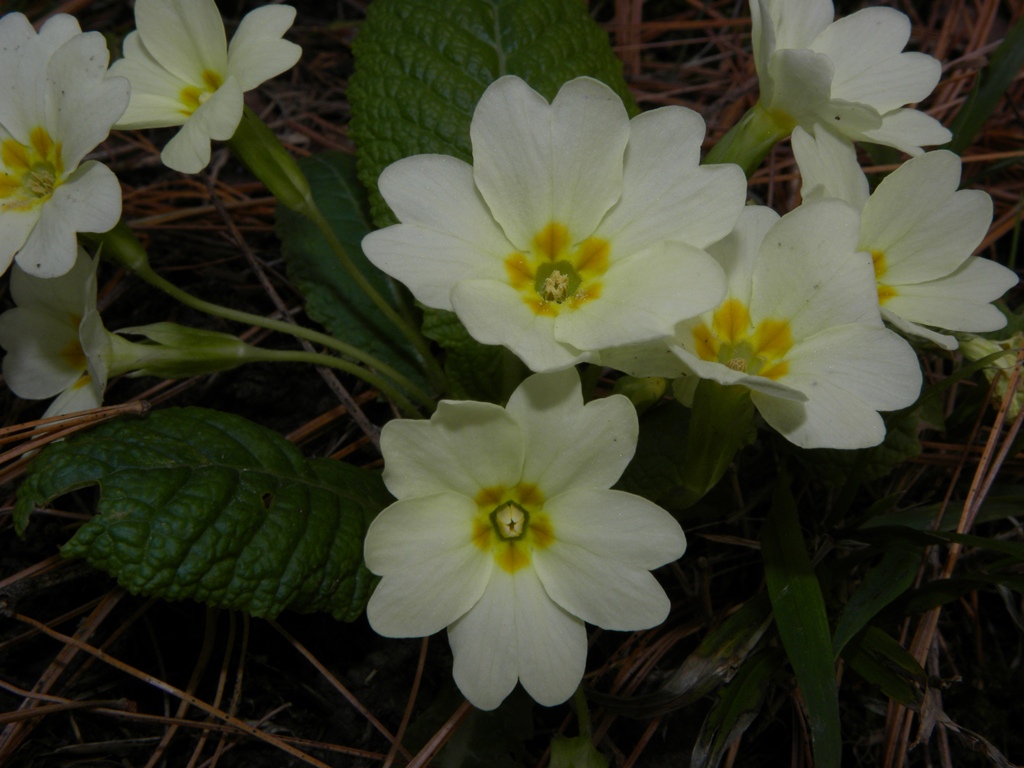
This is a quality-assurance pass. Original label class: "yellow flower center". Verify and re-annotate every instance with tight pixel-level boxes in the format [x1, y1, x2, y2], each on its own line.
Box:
[472, 483, 554, 574]
[871, 250, 897, 304]
[179, 70, 225, 116]
[504, 221, 608, 316]
[0, 127, 65, 211]
[692, 298, 792, 380]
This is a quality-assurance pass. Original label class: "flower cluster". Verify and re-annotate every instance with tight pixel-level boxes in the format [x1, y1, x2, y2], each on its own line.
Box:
[0, 0, 1017, 721]
[0, 13, 129, 279]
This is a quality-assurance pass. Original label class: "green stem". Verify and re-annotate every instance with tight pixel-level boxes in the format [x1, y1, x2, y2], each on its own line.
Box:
[226, 108, 448, 391]
[705, 102, 792, 178]
[241, 346, 422, 418]
[87, 223, 436, 412]
[302, 204, 448, 390]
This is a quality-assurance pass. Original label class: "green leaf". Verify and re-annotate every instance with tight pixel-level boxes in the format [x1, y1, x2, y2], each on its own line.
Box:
[691, 648, 785, 768]
[275, 151, 428, 391]
[948, 15, 1024, 155]
[348, 0, 637, 228]
[15, 408, 389, 621]
[761, 476, 841, 768]
[841, 627, 926, 709]
[614, 399, 691, 509]
[675, 380, 757, 508]
[831, 542, 922, 657]
[420, 307, 527, 402]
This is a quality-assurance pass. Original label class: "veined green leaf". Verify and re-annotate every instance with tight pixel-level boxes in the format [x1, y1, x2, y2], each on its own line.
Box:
[762, 476, 840, 768]
[15, 408, 389, 621]
[349, 0, 637, 228]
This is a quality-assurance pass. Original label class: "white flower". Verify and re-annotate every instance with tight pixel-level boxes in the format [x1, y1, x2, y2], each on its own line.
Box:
[0, 249, 110, 416]
[750, 0, 950, 155]
[363, 369, 686, 710]
[362, 75, 746, 373]
[793, 125, 1017, 350]
[109, 0, 301, 174]
[0, 13, 128, 278]
[604, 202, 922, 449]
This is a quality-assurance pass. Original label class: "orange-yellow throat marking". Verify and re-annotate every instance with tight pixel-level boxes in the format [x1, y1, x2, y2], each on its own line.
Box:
[504, 221, 609, 316]
[179, 70, 225, 116]
[871, 250, 897, 304]
[692, 298, 793, 380]
[0, 127, 64, 210]
[472, 483, 554, 574]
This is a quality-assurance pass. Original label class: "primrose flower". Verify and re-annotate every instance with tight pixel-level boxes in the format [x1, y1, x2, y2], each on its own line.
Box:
[109, 0, 301, 174]
[362, 75, 745, 373]
[0, 13, 129, 278]
[750, 0, 950, 155]
[793, 125, 1017, 350]
[0, 250, 110, 416]
[364, 369, 686, 710]
[605, 202, 922, 449]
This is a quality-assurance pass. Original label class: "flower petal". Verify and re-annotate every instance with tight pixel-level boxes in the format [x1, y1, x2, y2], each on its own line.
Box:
[669, 346, 808, 401]
[594, 106, 746, 254]
[812, 8, 940, 112]
[767, 49, 883, 135]
[110, 31, 192, 129]
[42, 373, 103, 417]
[751, 200, 880, 336]
[884, 257, 1017, 333]
[0, 211, 37, 277]
[45, 32, 128, 168]
[0, 307, 82, 399]
[52, 161, 122, 235]
[706, 205, 780, 307]
[447, 570, 520, 710]
[365, 495, 492, 637]
[553, 241, 726, 351]
[364, 154, 512, 309]
[791, 125, 869, 208]
[134, 0, 228, 84]
[450, 279, 590, 373]
[785, 324, 921, 412]
[227, 5, 301, 92]
[760, 0, 835, 52]
[13, 198, 78, 278]
[543, 488, 686, 569]
[160, 76, 244, 173]
[448, 566, 586, 710]
[506, 370, 637, 496]
[862, 151, 991, 283]
[754, 323, 921, 448]
[380, 399, 523, 499]
[470, 76, 629, 249]
[10, 249, 95, 316]
[857, 108, 951, 156]
[533, 542, 673, 631]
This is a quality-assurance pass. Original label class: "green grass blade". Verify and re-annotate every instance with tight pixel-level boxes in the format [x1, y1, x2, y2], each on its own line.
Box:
[762, 476, 841, 768]
[948, 15, 1024, 155]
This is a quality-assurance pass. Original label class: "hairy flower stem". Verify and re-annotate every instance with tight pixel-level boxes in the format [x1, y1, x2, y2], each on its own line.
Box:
[704, 103, 791, 178]
[227, 108, 448, 391]
[87, 223, 436, 413]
